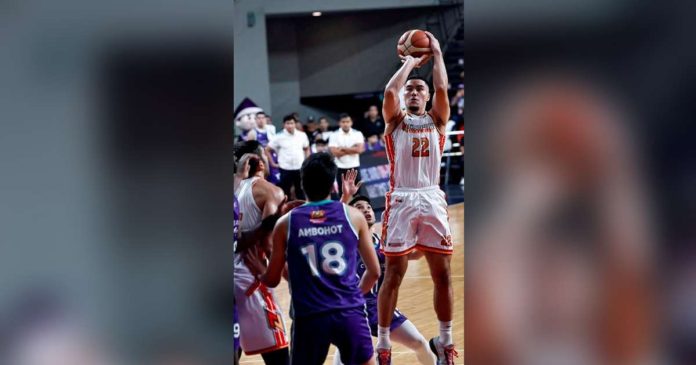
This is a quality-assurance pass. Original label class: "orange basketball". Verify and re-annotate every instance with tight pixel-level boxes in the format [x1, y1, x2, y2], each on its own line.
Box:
[397, 29, 431, 58]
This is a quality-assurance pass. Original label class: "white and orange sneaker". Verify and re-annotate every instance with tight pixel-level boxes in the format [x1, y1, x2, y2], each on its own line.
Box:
[376, 347, 392, 365]
[429, 336, 459, 365]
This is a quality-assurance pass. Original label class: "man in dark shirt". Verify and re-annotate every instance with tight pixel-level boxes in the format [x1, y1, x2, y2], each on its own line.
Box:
[359, 105, 385, 141]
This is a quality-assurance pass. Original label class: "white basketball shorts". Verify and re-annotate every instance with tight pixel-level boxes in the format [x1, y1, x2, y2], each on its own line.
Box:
[380, 185, 454, 256]
[233, 254, 289, 355]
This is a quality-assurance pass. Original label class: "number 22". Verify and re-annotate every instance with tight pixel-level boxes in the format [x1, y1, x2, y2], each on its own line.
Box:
[411, 137, 430, 157]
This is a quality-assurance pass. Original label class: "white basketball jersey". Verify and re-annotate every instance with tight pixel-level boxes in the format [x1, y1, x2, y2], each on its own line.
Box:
[385, 113, 445, 189]
[236, 177, 263, 232]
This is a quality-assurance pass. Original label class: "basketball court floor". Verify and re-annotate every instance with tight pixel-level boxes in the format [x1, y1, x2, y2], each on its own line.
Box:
[239, 203, 465, 365]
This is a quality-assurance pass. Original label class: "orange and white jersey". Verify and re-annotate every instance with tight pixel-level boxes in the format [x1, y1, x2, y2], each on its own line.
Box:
[384, 112, 446, 190]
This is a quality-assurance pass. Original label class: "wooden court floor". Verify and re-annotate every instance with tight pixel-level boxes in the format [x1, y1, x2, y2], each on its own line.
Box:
[240, 203, 464, 364]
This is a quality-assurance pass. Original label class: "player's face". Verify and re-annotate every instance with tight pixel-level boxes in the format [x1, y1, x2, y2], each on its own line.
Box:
[340, 117, 352, 132]
[352, 201, 375, 226]
[404, 80, 430, 112]
[284, 120, 295, 133]
[256, 114, 266, 128]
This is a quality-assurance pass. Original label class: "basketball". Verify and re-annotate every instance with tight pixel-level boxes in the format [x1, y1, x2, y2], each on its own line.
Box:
[397, 29, 431, 58]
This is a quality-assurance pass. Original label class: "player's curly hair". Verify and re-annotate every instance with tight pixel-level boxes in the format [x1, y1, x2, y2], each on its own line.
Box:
[234, 140, 263, 174]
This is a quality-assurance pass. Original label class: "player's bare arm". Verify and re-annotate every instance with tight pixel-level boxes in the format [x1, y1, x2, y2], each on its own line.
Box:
[264, 145, 274, 156]
[258, 214, 289, 288]
[237, 180, 286, 258]
[256, 181, 287, 255]
[383, 55, 430, 133]
[264, 147, 278, 168]
[425, 31, 450, 131]
[350, 206, 380, 294]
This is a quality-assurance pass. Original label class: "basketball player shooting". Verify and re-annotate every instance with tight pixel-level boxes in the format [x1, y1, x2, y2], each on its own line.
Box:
[376, 31, 458, 365]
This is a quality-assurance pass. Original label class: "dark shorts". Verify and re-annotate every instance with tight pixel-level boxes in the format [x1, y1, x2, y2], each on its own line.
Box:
[366, 300, 408, 336]
[291, 306, 373, 365]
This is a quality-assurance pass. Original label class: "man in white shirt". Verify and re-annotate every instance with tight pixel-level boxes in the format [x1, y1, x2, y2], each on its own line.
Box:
[329, 113, 365, 196]
[267, 114, 310, 200]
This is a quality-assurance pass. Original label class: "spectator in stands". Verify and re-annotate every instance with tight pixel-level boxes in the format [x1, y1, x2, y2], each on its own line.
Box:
[254, 111, 275, 147]
[329, 113, 365, 196]
[358, 105, 385, 140]
[254, 111, 281, 184]
[364, 134, 385, 151]
[265, 113, 273, 128]
[451, 84, 465, 123]
[291, 112, 305, 132]
[304, 116, 320, 147]
[317, 116, 334, 141]
[313, 138, 329, 153]
[266, 114, 310, 200]
[257, 112, 276, 136]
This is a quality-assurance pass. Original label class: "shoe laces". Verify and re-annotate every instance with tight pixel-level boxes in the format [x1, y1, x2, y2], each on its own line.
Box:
[378, 349, 391, 363]
[444, 346, 459, 363]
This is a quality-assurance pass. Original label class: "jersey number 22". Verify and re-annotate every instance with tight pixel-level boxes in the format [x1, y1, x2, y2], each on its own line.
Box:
[411, 137, 430, 157]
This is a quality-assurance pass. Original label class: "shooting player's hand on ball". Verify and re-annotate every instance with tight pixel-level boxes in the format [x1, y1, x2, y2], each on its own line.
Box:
[424, 31, 442, 56]
[400, 53, 431, 68]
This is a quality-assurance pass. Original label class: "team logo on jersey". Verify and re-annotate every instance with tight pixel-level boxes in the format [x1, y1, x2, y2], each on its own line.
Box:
[402, 121, 436, 133]
[395, 197, 404, 203]
[309, 210, 326, 224]
[440, 235, 453, 247]
[388, 242, 404, 247]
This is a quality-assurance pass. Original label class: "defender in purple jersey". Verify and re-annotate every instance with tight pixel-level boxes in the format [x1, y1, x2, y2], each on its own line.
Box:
[332, 170, 436, 365]
[254, 153, 380, 365]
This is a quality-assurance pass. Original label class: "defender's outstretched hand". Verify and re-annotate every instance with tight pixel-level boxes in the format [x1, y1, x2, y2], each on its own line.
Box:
[341, 169, 364, 198]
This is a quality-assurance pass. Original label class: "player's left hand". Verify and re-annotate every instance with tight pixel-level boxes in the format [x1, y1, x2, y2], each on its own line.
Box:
[236, 153, 257, 178]
[400, 54, 431, 68]
[341, 169, 363, 197]
[424, 31, 442, 56]
[243, 246, 267, 279]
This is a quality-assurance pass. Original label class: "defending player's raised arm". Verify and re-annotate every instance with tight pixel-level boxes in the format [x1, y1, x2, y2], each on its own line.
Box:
[340, 169, 363, 204]
[259, 214, 289, 288]
[425, 31, 450, 129]
[349, 206, 380, 294]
